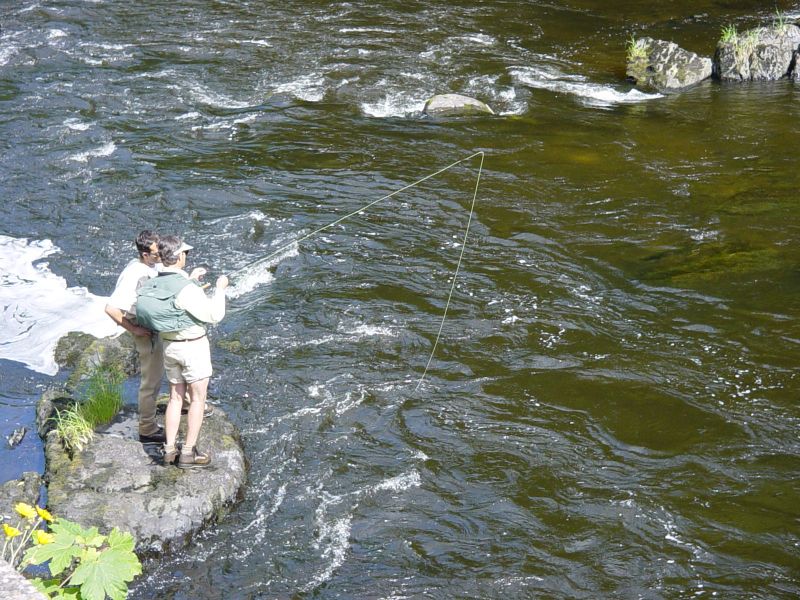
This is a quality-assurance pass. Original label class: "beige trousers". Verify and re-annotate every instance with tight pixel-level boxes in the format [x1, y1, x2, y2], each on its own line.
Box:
[133, 334, 163, 436]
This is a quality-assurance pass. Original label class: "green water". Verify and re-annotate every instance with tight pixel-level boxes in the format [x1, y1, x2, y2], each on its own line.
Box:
[0, 0, 798, 597]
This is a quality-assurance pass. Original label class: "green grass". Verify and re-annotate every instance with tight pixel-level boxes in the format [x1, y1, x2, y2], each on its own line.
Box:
[79, 365, 124, 426]
[773, 9, 789, 34]
[626, 35, 648, 62]
[53, 365, 124, 454]
[53, 404, 94, 454]
[720, 24, 738, 44]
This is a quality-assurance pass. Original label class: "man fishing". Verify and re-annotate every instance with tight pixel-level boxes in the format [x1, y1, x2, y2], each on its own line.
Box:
[104, 230, 166, 443]
[136, 235, 228, 468]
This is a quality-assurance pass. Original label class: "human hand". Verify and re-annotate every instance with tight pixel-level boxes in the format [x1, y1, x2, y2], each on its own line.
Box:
[190, 267, 207, 280]
[131, 325, 153, 338]
[216, 275, 229, 290]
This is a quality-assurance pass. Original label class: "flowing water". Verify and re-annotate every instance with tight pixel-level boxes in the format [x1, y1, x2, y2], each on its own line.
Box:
[1, 1, 799, 597]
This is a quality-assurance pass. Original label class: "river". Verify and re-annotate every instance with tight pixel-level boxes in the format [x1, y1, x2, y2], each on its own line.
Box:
[1, 1, 799, 597]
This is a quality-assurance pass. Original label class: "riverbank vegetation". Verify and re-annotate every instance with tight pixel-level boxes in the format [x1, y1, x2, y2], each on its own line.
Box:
[2, 501, 141, 599]
[52, 366, 124, 454]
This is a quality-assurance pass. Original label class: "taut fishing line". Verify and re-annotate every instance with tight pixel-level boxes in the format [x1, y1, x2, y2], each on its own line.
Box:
[229, 151, 485, 392]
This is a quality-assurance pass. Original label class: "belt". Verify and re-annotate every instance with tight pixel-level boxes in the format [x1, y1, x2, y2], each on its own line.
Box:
[163, 334, 206, 343]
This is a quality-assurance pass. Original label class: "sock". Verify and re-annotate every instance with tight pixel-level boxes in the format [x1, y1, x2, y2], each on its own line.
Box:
[181, 444, 194, 456]
[164, 444, 176, 453]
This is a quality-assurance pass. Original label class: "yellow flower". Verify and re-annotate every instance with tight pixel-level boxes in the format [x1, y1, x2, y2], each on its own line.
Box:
[32, 530, 54, 545]
[14, 502, 37, 520]
[3, 523, 22, 538]
[35, 506, 54, 523]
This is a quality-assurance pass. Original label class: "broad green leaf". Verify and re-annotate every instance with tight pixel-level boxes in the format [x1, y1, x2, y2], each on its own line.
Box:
[51, 519, 90, 538]
[54, 587, 81, 600]
[31, 577, 61, 596]
[30, 578, 80, 600]
[71, 547, 142, 600]
[107, 527, 135, 553]
[52, 587, 81, 600]
[23, 529, 81, 575]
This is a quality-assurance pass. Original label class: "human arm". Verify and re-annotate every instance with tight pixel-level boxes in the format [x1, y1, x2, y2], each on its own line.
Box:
[174, 275, 229, 324]
[104, 304, 153, 337]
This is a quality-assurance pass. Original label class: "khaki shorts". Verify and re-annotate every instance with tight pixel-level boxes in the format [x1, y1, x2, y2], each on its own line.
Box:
[163, 336, 212, 384]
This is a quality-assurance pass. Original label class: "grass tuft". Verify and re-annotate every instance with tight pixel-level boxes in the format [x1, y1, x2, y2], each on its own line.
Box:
[53, 365, 124, 454]
[773, 9, 789, 34]
[79, 365, 124, 426]
[720, 24, 738, 44]
[53, 404, 94, 454]
[626, 35, 647, 63]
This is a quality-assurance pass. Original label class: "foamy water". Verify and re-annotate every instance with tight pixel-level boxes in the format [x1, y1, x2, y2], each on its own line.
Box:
[226, 242, 300, 299]
[510, 66, 662, 106]
[0, 236, 119, 375]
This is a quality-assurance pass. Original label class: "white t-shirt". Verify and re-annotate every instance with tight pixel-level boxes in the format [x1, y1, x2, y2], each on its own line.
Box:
[107, 259, 159, 316]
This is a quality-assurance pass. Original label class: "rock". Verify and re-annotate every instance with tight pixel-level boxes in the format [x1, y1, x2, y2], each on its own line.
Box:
[714, 24, 800, 81]
[44, 405, 246, 553]
[626, 38, 712, 92]
[58, 332, 138, 391]
[0, 558, 47, 600]
[0, 472, 42, 519]
[35, 387, 75, 438]
[423, 93, 495, 116]
[6, 427, 27, 449]
[54, 331, 97, 370]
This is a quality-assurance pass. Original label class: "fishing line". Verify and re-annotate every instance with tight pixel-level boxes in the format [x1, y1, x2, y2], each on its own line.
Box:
[230, 151, 485, 392]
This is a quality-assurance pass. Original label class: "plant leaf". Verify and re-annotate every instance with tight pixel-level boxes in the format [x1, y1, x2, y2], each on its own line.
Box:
[70, 545, 142, 600]
[23, 528, 81, 576]
[107, 527, 135, 553]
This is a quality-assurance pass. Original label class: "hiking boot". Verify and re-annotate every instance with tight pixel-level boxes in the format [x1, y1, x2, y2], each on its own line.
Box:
[162, 445, 179, 466]
[177, 446, 211, 469]
[139, 427, 166, 444]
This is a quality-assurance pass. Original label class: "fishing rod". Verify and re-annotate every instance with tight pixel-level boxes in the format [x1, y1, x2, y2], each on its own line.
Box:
[228, 151, 485, 391]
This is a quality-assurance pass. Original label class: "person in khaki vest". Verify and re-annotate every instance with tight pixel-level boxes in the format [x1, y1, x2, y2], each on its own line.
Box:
[152, 236, 228, 468]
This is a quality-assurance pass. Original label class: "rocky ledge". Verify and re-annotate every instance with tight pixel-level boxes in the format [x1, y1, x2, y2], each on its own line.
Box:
[42, 403, 246, 554]
[34, 332, 248, 554]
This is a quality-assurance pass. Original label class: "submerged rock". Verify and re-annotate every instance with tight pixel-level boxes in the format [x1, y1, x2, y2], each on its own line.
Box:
[423, 93, 495, 116]
[626, 38, 712, 92]
[714, 24, 800, 81]
[43, 405, 246, 553]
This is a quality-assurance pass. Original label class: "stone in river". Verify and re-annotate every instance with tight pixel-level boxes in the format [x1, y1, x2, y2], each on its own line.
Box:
[714, 23, 800, 81]
[423, 93, 495, 116]
[626, 38, 712, 92]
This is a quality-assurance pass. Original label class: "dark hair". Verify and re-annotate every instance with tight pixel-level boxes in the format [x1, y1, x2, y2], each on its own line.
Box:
[157, 235, 182, 267]
[135, 230, 159, 257]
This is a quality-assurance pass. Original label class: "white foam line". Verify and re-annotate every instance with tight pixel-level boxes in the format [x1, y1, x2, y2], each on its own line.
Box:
[511, 66, 661, 106]
[69, 141, 116, 162]
[226, 242, 298, 298]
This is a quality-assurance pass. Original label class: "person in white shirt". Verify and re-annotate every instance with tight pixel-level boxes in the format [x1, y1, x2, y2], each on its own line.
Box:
[104, 230, 165, 442]
[155, 235, 228, 469]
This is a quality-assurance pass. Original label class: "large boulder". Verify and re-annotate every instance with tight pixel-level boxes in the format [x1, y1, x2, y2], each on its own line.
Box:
[626, 38, 712, 92]
[714, 24, 800, 81]
[423, 93, 494, 116]
[43, 405, 246, 553]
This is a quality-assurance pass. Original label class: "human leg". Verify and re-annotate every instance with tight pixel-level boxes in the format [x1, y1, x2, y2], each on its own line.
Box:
[134, 334, 164, 436]
[164, 380, 186, 449]
[182, 377, 209, 452]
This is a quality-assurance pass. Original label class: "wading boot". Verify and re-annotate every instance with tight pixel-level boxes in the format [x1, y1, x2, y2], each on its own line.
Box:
[177, 446, 211, 469]
[162, 445, 179, 466]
